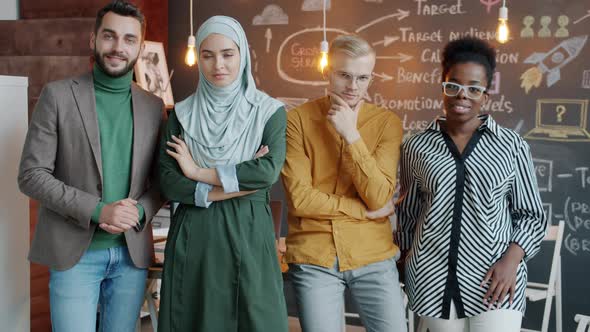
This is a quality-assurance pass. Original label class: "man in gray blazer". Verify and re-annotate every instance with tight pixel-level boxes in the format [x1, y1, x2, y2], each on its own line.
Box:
[17, 1, 164, 331]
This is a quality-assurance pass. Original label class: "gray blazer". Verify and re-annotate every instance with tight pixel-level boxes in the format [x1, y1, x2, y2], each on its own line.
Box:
[18, 72, 165, 270]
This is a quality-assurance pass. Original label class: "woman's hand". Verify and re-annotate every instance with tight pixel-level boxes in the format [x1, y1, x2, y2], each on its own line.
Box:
[207, 185, 257, 202]
[205, 145, 267, 202]
[254, 145, 269, 159]
[206, 145, 267, 199]
[366, 200, 395, 220]
[166, 135, 200, 181]
[481, 243, 524, 309]
[397, 249, 409, 283]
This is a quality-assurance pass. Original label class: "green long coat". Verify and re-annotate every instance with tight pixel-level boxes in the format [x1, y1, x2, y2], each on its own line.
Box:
[157, 109, 288, 332]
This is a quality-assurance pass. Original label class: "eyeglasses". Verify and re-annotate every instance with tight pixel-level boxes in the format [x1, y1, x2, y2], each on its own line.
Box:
[442, 82, 487, 100]
[332, 70, 373, 87]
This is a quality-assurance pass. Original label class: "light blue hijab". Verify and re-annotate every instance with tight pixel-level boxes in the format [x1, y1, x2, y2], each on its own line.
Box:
[175, 16, 283, 168]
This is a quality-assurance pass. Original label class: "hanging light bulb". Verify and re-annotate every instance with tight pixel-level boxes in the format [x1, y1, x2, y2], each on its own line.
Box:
[318, 0, 329, 73]
[185, 0, 197, 66]
[497, 1, 509, 43]
[497, 19, 509, 44]
[185, 35, 196, 66]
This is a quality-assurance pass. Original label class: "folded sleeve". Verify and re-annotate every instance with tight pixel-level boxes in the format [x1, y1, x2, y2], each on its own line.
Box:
[509, 140, 547, 261]
[216, 164, 239, 193]
[158, 112, 202, 205]
[341, 113, 403, 210]
[235, 108, 287, 190]
[194, 182, 213, 208]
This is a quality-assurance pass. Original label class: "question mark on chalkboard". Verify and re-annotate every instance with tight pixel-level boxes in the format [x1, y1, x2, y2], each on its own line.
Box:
[556, 105, 567, 123]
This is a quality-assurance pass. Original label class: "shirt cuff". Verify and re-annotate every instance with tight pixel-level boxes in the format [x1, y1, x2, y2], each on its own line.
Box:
[91, 202, 106, 223]
[216, 165, 239, 193]
[510, 227, 538, 261]
[194, 182, 213, 208]
[337, 197, 365, 220]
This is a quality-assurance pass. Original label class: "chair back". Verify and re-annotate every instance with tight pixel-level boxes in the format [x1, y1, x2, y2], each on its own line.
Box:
[575, 314, 590, 332]
[545, 221, 565, 291]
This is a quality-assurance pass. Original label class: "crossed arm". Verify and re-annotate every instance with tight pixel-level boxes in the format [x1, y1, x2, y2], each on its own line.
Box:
[160, 109, 286, 205]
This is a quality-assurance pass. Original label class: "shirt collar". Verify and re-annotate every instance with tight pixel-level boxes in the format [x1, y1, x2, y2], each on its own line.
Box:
[427, 114, 500, 138]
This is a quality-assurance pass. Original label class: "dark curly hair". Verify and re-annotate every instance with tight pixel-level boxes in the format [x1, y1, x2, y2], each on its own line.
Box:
[95, 1, 146, 39]
[442, 37, 496, 89]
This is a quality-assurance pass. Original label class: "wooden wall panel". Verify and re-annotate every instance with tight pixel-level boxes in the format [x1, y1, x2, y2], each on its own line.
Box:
[19, 0, 169, 51]
[30, 315, 51, 332]
[29, 202, 50, 332]
[0, 56, 91, 118]
[20, 0, 110, 20]
[142, 0, 169, 53]
[0, 19, 94, 56]
[0, 56, 91, 86]
[30, 277, 50, 299]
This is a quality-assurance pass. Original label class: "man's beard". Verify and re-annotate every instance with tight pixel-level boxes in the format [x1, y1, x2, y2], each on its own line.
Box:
[94, 49, 139, 78]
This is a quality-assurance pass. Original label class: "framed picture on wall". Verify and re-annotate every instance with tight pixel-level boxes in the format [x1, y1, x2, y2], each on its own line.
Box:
[134, 41, 174, 107]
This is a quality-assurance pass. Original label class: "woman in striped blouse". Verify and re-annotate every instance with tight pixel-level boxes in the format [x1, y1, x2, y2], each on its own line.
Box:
[396, 37, 546, 332]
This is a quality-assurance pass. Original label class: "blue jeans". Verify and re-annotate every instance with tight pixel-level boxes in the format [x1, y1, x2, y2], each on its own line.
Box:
[49, 246, 147, 332]
[289, 256, 407, 332]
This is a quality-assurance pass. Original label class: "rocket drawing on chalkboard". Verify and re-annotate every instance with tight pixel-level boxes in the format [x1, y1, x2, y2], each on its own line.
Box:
[520, 35, 587, 94]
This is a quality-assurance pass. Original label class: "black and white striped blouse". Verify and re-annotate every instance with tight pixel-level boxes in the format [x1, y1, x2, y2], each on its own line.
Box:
[395, 114, 546, 319]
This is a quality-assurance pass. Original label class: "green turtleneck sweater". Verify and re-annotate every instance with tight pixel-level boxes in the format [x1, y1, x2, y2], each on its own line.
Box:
[89, 64, 145, 250]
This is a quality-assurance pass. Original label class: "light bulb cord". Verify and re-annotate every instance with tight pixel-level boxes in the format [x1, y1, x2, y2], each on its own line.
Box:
[189, 0, 194, 37]
[498, 0, 508, 21]
[322, 0, 327, 41]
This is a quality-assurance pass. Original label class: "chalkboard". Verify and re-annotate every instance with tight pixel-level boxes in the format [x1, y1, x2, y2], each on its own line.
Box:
[168, 1, 590, 330]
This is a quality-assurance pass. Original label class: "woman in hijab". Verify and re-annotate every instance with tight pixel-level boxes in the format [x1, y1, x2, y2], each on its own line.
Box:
[157, 16, 288, 332]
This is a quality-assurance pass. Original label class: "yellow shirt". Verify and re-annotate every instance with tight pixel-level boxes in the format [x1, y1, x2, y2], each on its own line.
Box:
[282, 97, 403, 271]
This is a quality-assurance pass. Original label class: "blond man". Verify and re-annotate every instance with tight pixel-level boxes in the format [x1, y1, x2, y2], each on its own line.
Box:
[282, 35, 406, 332]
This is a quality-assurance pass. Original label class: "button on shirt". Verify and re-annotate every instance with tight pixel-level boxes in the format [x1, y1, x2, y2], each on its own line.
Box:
[395, 114, 546, 318]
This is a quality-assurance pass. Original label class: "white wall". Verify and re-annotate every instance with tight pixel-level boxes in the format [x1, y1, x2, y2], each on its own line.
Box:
[0, 0, 18, 20]
[0, 75, 30, 332]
